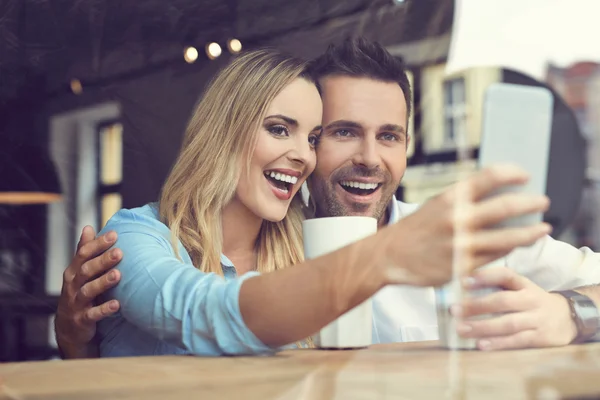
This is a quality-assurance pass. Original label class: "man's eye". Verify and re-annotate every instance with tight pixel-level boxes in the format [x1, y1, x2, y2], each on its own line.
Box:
[335, 129, 353, 137]
[268, 125, 289, 137]
[380, 133, 399, 141]
[308, 135, 320, 147]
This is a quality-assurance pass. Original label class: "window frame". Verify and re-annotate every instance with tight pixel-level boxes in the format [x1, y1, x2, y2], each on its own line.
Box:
[95, 119, 123, 229]
[442, 77, 467, 147]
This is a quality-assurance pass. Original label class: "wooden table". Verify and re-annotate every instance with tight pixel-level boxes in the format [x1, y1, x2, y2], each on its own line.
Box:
[2, 341, 600, 400]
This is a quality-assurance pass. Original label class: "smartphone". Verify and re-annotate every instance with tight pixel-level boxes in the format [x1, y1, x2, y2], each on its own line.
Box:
[478, 82, 554, 228]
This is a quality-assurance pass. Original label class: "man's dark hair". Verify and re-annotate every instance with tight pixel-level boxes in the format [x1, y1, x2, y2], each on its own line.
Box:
[309, 37, 412, 119]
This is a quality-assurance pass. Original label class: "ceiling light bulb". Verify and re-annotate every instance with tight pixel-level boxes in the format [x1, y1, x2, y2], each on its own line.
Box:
[227, 39, 242, 54]
[184, 46, 199, 63]
[70, 79, 83, 95]
[206, 42, 222, 60]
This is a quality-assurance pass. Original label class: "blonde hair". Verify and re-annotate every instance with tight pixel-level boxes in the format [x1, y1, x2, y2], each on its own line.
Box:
[159, 49, 315, 280]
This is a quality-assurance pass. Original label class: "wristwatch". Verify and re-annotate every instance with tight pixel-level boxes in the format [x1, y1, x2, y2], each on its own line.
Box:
[552, 290, 600, 344]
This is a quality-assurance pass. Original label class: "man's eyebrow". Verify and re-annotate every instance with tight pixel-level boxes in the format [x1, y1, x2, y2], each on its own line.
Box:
[380, 124, 406, 136]
[265, 114, 298, 126]
[324, 120, 362, 131]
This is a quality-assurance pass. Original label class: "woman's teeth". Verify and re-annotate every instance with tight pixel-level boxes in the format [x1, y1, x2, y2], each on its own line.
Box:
[267, 171, 298, 185]
[340, 181, 379, 190]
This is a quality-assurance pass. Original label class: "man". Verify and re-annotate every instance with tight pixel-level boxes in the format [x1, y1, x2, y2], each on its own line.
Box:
[306, 38, 600, 349]
[55, 38, 600, 358]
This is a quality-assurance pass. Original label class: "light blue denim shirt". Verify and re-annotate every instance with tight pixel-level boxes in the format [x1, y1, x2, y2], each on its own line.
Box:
[97, 203, 278, 357]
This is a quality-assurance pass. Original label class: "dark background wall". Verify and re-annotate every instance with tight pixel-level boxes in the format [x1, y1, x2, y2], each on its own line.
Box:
[36, 1, 452, 209]
[43, 58, 230, 208]
[0, 0, 454, 361]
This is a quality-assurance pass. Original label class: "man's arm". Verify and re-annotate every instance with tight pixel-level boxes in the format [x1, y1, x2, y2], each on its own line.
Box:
[506, 234, 600, 291]
[55, 226, 122, 359]
[453, 267, 600, 350]
[453, 223, 600, 350]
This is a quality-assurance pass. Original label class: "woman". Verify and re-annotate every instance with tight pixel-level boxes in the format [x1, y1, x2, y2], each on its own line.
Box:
[98, 49, 322, 356]
[97, 48, 547, 357]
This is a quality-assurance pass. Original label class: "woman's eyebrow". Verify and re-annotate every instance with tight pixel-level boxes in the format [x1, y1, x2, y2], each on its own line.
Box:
[264, 114, 298, 127]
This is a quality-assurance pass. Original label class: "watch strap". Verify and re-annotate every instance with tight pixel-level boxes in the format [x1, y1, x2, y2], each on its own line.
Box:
[552, 290, 600, 344]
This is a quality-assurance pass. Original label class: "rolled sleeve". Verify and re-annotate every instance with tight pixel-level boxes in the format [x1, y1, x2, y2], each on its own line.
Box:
[105, 221, 277, 356]
[507, 235, 600, 290]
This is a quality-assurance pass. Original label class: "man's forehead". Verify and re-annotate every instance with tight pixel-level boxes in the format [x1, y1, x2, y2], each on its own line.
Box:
[320, 75, 407, 128]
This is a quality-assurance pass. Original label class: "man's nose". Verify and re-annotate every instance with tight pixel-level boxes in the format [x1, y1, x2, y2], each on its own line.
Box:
[352, 138, 380, 169]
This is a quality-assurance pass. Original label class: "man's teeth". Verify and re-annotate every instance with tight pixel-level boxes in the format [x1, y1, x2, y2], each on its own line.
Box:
[267, 171, 298, 185]
[340, 181, 379, 190]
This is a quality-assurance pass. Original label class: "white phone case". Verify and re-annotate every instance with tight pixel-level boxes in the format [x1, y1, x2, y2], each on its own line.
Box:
[478, 82, 554, 228]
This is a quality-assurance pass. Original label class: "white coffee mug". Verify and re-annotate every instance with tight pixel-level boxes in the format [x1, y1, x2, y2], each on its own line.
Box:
[302, 216, 377, 349]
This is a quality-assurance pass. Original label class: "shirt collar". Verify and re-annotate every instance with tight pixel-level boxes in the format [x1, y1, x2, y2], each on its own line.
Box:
[220, 254, 237, 279]
[387, 195, 401, 225]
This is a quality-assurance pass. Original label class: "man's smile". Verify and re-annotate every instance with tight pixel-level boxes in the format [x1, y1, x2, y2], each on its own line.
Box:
[335, 179, 384, 205]
[338, 180, 382, 196]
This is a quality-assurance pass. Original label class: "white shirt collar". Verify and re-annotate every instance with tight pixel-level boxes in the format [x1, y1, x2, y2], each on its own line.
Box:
[387, 195, 401, 225]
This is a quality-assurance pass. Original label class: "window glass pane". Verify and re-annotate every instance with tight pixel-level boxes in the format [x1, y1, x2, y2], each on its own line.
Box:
[444, 118, 454, 141]
[453, 78, 466, 104]
[454, 115, 467, 146]
[100, 123, 123, 185]
[101, 193, 122, 228]
[443, 80, 452, 106]
[443, 78, 466, 145]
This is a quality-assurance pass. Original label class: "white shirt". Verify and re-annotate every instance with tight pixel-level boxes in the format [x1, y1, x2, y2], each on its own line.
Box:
[371, 196, 600, 343]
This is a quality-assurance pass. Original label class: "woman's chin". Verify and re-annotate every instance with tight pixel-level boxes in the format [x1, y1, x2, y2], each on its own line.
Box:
[262, 213, 286, 223]
[259, 207, 287, 223]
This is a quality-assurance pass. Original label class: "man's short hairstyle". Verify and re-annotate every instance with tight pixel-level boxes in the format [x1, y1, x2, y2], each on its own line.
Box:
[309, 37, 412, 119]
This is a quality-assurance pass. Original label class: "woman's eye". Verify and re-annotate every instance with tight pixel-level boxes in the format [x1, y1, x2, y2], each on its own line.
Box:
[308, 135, 320, 147]
[268, 125, 289, 137]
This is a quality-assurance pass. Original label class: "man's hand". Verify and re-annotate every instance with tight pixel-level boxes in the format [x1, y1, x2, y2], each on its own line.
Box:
[451, 266, 578, 350]
[55, 226, 123, 359]
[382, 164, 552, 287]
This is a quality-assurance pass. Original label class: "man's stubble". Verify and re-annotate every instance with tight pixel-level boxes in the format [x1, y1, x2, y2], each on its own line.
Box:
[309, 174, 400, 225]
